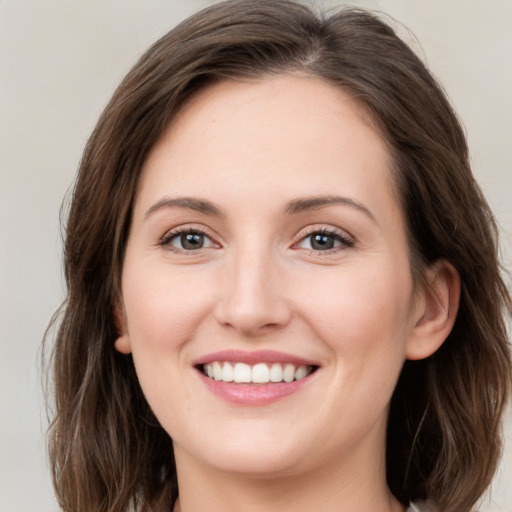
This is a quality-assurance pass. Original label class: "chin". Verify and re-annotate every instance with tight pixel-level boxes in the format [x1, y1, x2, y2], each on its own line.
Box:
[173, 426, 315, 478]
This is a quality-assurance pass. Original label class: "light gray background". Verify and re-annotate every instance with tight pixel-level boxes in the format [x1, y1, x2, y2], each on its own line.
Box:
[1, 1, 511, 511]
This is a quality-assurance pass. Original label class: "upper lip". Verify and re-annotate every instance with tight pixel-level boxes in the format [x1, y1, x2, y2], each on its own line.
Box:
[192, 350, 320, 367]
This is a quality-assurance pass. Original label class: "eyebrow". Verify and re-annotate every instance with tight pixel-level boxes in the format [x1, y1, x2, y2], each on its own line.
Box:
[285, 196, 376, 222]
[144, 196, 223, 219]
[144, 194, 376, 223]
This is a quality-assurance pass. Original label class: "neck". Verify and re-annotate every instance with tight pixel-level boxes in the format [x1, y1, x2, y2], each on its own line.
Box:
[173, 442, 405, 512]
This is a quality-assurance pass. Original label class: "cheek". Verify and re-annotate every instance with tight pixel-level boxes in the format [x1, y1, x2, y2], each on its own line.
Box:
[314, 266, 413, 420]
[295, 262, 413, 360]
[120, 266, 216, 428]
[122, 263, 216, 356]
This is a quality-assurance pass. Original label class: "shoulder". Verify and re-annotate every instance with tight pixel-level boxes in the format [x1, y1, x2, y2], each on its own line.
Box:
[407, 501, 437, 512]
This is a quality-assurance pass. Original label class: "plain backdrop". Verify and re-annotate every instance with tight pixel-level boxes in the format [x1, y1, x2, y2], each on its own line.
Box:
[1, 1, 511, 511]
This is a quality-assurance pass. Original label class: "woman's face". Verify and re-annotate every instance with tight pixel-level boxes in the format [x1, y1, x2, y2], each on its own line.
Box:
[117, 75, 425, 478]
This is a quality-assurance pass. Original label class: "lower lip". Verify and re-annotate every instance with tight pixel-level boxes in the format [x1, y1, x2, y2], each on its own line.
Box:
[197, 371, 315, 405]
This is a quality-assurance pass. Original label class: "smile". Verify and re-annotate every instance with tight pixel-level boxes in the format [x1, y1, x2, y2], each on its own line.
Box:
[194, 350, 320, 405]
[202, 361, 315, 384]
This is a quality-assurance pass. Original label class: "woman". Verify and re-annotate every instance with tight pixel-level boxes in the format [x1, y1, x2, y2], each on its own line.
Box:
[45, 1, 512, 511]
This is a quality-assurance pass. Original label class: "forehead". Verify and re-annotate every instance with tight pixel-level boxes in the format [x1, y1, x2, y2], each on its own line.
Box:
[137, 75, 399, 223]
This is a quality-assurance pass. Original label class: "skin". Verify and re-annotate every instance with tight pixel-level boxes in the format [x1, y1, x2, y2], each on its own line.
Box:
[115, 75, 459, 512]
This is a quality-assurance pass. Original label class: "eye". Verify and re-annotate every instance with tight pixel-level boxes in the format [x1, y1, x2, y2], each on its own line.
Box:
[296, 229, 354, 252]
[160, 228, 216, 251]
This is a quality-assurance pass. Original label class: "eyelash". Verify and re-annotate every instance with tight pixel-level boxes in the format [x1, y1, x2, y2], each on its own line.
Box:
[158, 226, 217, 254]
[293, 227, 355, 254]
[158, 226, 355, 254]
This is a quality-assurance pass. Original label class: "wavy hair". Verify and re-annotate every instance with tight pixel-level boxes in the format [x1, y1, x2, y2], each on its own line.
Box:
[44, 1, 512, 511]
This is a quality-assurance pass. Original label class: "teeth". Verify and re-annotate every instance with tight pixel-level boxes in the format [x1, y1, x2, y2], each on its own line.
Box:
[252, 363, 270, 383]
[203, 362, 313, 384]
[269, 363, 283, 382]
[295, 365, 309, 380]
[212, 361, 222, 381]
[233, 362, 251, 383]
[283, 363, 295, 383]
[221, 361, 234, 382]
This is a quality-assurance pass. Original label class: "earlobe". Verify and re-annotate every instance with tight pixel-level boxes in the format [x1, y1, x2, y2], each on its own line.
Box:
[113, 301, 132, 354]
[406, 260, 460, 360]
[114, 334, 132, 354]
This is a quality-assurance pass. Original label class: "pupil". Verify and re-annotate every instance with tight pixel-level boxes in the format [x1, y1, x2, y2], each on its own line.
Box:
[181, 232, 204, 250]
[311, 234, 334, 250]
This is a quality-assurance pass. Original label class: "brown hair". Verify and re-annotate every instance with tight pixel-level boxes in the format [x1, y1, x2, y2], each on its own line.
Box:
[45, 1, 512, 511]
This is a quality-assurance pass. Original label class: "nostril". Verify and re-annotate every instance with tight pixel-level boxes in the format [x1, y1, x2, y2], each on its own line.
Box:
[214, 301, 292, 336]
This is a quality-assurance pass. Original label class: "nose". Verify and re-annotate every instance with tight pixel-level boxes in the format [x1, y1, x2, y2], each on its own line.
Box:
[214, 249, 292, 337]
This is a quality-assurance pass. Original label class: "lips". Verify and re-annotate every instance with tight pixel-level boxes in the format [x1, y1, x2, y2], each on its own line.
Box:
[193, 350, 319, 405]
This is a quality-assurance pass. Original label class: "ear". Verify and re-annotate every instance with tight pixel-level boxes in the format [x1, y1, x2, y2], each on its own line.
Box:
[406, 260, 460, 360]
[113, 300, 132, 354]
